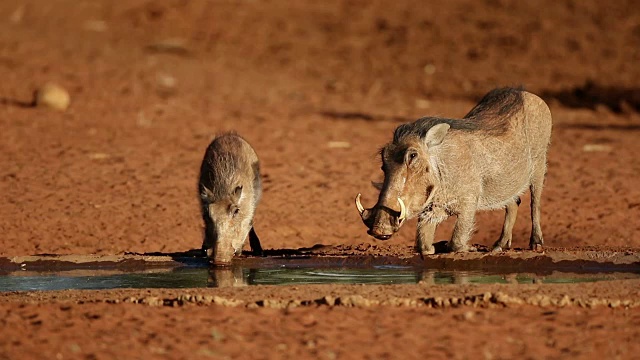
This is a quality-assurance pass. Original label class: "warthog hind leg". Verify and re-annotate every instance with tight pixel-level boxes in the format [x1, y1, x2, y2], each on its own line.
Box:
[492, 197, 520, 252]
[529, 162, 546, 251]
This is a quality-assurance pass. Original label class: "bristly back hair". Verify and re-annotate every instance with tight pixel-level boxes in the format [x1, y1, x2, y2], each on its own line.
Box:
[199, 133, 246, 202]
[393, 87, 525, 143]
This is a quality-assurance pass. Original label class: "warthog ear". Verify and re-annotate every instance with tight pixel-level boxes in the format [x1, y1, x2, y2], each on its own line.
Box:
[200, 186, 214, 202]
[423, 123, 450, 148]
[371, 181, 383, 190]
[232, 185, 243, 202]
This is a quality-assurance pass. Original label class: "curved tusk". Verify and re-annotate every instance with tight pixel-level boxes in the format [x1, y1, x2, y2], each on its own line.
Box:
[355, 193, 365, 215]
[398, 197, 406, 223]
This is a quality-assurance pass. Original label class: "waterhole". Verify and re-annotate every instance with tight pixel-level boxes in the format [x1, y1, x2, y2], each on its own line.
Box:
[1, 264, 638, 292]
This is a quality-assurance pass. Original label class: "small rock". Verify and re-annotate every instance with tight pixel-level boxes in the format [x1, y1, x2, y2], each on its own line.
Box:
[156, 73, 176, 89]
[558, 295, 571, 307]
[142, 297, 163, 306]
[538, 296, 551, 307]
[321, 295, 335, 306]
[147, 38, 190, 56]
[35, 83, 70, 111]
[212, 296, 243, 307]
[582, 144, 612, 152]
[415, 99, 431, 109]
[300, 314, 317, 327]
[261, 299, 289, 309]
[338, 295, 375, 307]
[88, 153, 110, 160]
[327, 141, 350, 149]
[423, 64, 436, 75]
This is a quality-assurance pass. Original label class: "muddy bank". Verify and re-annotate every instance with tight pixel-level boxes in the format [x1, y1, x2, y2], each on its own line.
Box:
[1, 245, 638, 273]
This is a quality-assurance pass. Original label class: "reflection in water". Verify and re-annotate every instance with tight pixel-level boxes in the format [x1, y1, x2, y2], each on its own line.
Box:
[202, 266, 639, 288]
[0, 265, 637, 292]
[207, 267, 250, 288]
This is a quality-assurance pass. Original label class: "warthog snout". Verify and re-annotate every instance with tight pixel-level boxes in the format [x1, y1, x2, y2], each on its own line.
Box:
[355, 194, 406, 240]
[204, 242, 236, 266]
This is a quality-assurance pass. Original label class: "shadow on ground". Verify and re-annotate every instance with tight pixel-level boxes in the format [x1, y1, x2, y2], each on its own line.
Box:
[541, 81, 640, 114]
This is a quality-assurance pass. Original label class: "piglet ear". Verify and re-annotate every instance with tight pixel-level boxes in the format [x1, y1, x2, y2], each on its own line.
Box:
[423, 123, 450, 148]
[200, 186, 214, 202]
[371, 181, 383, 191]
[232, 185, 243, 202]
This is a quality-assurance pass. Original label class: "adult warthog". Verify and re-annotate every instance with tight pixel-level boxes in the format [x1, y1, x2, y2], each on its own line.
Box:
[355, 87, 552, 254]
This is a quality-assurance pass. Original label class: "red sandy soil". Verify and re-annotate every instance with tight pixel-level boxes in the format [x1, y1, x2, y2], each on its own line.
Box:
[1, 0, 640, 358]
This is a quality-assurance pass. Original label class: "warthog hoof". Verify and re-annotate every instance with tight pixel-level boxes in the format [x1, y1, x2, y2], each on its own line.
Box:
[529, 234, 544, 252]
[418, 246, 436, 256]
[492, 238, 512, 253]
[530, 243, 544, 252]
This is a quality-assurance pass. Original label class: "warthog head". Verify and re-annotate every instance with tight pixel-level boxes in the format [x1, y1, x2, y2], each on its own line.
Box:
[201, 184, 253, 265]
[355, 122, 450, 240]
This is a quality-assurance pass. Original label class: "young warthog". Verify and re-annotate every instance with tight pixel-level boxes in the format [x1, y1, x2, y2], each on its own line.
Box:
[355, 87, 552, 254]
[199, 133, 263, 264]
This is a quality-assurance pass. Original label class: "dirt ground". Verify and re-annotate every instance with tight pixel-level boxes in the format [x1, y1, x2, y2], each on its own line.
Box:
[1, 0, 640, 359]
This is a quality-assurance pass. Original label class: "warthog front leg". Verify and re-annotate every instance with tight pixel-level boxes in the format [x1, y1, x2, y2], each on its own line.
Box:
[492, 197, 520, 252]
[529, 164, 546, 251]
[416, 216, 438, 255]
[448, 206, 477, 252]
[249, 227, 264, 256]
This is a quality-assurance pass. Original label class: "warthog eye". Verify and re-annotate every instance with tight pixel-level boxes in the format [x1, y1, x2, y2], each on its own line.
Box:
[229, 205, 240, 218]
[405, 150, 418, 165]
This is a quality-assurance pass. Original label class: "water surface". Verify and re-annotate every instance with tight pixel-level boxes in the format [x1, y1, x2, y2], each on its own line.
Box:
[1, 264, 637, 292]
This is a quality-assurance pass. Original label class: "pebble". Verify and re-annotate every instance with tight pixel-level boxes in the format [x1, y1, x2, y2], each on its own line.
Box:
[35, 83, 70, 111]
[327, 141, 350, 149]
[415, 99, 431, 109]
[423, 63, 436, 75]
[88, 153, 111, 160]
[582, 144, 612, 152]
[147, 38, 190, 55]
[463, 311, 475, 321]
